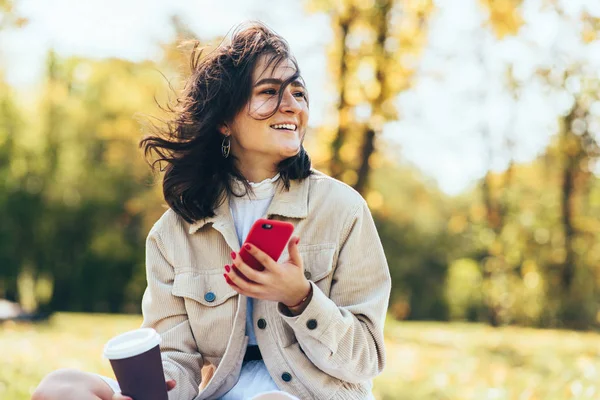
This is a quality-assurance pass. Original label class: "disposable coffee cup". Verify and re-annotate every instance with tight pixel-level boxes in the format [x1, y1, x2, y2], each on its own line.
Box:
[103, 328, 168, 400]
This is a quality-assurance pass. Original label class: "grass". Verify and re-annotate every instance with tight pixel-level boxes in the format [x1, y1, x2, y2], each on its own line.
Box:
[2, 313, 600, 399]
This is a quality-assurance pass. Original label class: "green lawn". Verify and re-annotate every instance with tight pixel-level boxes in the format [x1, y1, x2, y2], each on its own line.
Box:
[2, 313, 599, 399]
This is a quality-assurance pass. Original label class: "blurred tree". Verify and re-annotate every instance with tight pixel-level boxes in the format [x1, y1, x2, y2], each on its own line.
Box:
[307, 0, 435, 194]
[0, 0, 35, 308]
[538, 65, 600, 328]
[465, 0, 600, 329]
[479, 0, 525, 38]
[0, 50, 174, 313]
[0, 0, 28, 304]
[4, 18, 217, 313]
[0, 0, 28, 30]
[368, 155, 462, 321]
[0, 72, 26, 302]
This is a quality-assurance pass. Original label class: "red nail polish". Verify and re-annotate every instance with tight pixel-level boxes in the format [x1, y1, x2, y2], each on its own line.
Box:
[295, 238, 300, 245]
[231, 251, 236, 260]
[224, 274, 233, 285]
[225, 265, 231, 273]
[245, 244, 251, 251]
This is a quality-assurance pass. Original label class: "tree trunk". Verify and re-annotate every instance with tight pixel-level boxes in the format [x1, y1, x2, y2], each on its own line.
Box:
[352, 0, 392, 194]
[559, 107, 580, 293]
[354, 128, 375, 195]
[481, 171, 502, 327]
[560, 154, 576, 291]
[329, 14, 352, 180]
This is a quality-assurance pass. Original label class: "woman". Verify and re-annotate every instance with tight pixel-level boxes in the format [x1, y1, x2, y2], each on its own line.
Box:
[33, 21, 391, 400]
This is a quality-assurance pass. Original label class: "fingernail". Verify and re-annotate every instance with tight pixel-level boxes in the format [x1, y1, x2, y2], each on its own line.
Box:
[295, 238, 300, 245]
[244, 244, 251, 251]
[225, 265, 231, 273]
[224, 274, 233, 285]
[231, 251, 236, 260]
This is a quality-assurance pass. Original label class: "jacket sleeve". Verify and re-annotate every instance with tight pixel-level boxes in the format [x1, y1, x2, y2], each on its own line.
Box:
[140, 229, 202, 400]
[278, 200, 391, 383]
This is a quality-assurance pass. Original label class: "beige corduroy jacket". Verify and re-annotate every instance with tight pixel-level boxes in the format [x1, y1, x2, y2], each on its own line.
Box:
[140, 169, 391, 400]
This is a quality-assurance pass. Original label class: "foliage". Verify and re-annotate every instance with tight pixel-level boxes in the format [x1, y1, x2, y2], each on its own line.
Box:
[0, 0, 28, 30]
[306, 0, 436, 192]
[0, 53, 170, 313]
[479, 0, 525, 38]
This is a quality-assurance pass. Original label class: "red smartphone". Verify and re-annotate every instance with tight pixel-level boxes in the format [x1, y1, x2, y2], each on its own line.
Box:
[240, 218, 294, 271]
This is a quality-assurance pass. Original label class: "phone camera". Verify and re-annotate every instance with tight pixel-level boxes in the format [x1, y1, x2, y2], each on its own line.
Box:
[262, 223, 273, 229]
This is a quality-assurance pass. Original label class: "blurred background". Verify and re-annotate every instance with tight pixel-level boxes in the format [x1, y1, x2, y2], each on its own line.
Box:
[1, 0, 600, 399]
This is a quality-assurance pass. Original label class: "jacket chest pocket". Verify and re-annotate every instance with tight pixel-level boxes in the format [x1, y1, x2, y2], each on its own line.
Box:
[172, 271, 238, 357]
[300, 243, 337, 295]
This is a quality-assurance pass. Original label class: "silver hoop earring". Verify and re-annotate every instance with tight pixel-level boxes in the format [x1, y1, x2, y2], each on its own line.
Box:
[221, 136, 231, 158]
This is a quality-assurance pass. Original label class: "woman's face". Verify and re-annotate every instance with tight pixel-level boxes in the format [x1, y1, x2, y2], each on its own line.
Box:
[226, 55, 309, 171]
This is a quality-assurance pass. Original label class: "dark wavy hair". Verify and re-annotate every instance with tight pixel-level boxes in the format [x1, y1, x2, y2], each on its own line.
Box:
[140, 21, 312, 223]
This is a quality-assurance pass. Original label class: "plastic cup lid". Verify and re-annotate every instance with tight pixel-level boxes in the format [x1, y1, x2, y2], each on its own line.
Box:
[103, 328, 161, 360]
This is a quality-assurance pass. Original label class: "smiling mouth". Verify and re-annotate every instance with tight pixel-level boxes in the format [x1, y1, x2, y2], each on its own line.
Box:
[270, 123, 298, 132]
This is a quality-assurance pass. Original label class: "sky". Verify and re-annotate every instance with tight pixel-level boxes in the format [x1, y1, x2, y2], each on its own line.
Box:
[1, 0, 599, 195]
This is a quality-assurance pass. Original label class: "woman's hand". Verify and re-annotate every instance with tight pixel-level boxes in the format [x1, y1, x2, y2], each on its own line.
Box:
[225, 236, 311, 308]
[112, 380, 176, 400]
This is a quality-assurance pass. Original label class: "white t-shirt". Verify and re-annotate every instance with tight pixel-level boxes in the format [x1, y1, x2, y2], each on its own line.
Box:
[220, 173, 281, 398]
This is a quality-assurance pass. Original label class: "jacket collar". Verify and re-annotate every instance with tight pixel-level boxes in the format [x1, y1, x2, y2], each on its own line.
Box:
[187, 175, 309, 235]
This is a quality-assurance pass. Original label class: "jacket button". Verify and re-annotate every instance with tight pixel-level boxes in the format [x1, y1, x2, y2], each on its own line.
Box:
[304, 270, 311, 280]
[281, 372, 292, 382]
[204, 292, 216, 302]
[257, 318, 267, 329]
[306, 319, 317, 330]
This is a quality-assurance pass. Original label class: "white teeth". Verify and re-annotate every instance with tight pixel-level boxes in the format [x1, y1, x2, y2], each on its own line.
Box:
[271, 124, 297, 131]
